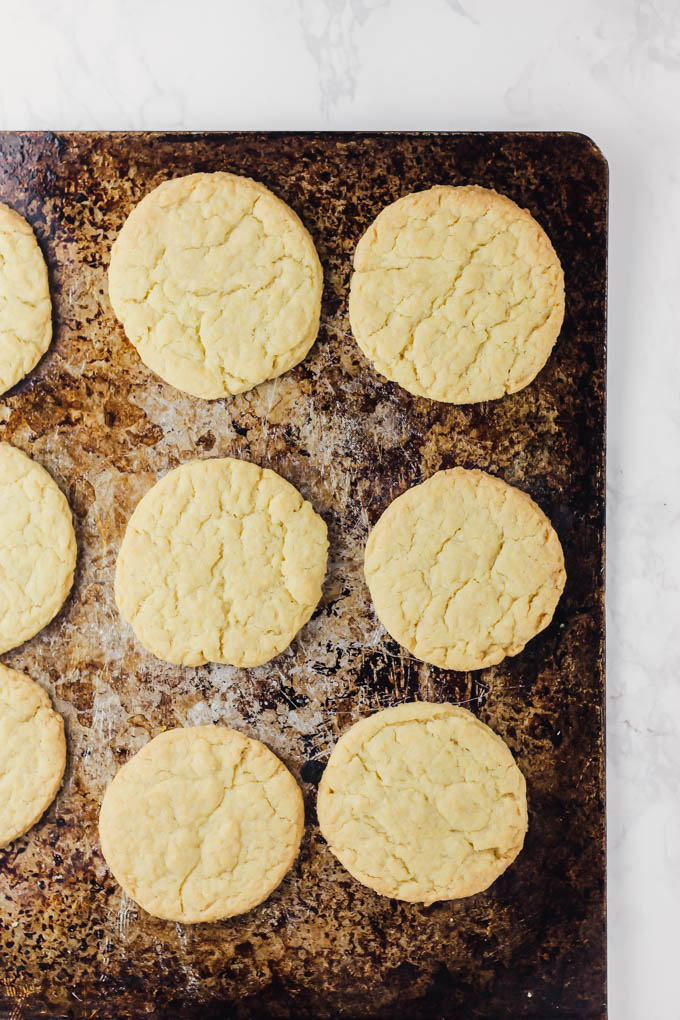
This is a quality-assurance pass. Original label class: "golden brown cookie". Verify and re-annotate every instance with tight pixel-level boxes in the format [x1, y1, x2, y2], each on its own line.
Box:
[99, 726, 304, 922]
[108, 172, 323, 398]
[349, 185, 564, 403]
[364, 467, 565, 670]
[0, 664, 66, 848]
[0, 201, 52, 395]
[0, 443, 77, 654]
[115, 457, 328, 667]
[317, 701, 527, 903]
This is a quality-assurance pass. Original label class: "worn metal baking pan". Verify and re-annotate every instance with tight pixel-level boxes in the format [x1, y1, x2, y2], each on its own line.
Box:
[0, 131, 607, 1019]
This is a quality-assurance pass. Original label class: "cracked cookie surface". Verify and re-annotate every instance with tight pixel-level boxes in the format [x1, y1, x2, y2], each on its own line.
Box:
[364, 468, 565, 671]
[0, 443, 77, 654]
[0, 664, 66, 848]
[317, 701, 527, 903]
[348, 185, 564, 403]
[0, 202, 52, 396]
[108, 172, 323, 399]
[115, 456, 328, 667]
[99, 725, 304, 922]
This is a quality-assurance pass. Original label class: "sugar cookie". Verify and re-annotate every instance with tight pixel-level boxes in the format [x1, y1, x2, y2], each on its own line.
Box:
[109, 172, 323, 398]
[318, 701, 527, 903]
[364, 467, 565, 670]
[99, 726, 304, 922]
[349, 185, 564, 403]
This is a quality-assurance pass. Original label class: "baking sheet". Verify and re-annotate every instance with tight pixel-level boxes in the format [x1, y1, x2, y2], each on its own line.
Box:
[0, 131, 607, 1019]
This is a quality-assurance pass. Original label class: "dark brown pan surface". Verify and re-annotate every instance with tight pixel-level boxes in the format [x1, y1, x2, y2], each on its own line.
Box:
[0, 131, 607, 1019]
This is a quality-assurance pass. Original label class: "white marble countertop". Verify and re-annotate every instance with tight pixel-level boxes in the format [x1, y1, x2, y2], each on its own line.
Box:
[1, 0, 677, 1016]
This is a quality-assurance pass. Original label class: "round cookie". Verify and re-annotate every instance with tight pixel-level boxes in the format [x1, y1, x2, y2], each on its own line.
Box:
[115, 457, 328, 667]
[348, 185, 564, 404]
[108, 172, 323, 399]
[0, 201, 52, 395]
[0, 664, 66, 848]
[99, 725, 305, 922]
[364, 468, 565, 671]
[0, 443, 77, 654]
[317, 701, 528, 904]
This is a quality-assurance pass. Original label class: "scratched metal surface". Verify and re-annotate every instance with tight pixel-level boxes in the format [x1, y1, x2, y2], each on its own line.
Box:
[0, 132, 606, 1019]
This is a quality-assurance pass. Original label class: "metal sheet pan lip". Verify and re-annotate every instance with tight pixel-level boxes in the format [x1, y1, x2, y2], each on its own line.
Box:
[0, 128, 611, 172]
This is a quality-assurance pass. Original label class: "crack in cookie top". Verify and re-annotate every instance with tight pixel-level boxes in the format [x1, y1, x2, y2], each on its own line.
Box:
[108, 172, 323, 399]
[349, 185, 564, 404]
